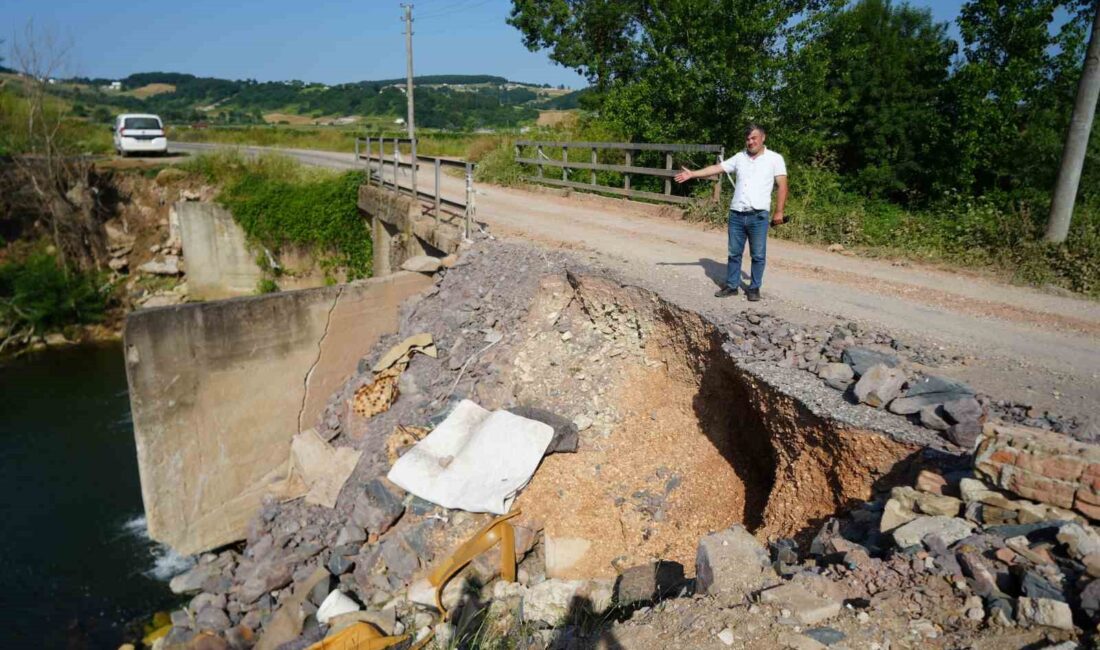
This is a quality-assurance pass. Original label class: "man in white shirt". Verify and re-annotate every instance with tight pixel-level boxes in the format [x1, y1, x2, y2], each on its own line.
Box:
[675, 124, 788, 301]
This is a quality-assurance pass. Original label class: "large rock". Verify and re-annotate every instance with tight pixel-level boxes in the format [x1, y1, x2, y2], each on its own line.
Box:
[1016, 597, 1073, 630]
[400, 255, 443, 274]
[817, 363, 854, 391]
[841, 347, 899, 377]
[888, 375, 974, 415]
[614, 561, 685, 605]
[138, 255, 182, 276]
[351, 479, 405, 536]
[975, 421, 1100, 521]
[891, 516, 974, 549]
[522, 579, 614, 626]
[695, 525, 776, 604]
[943, 397, 983, 424]
[853, 364, 906, 408]
[890, 486, 962, 517]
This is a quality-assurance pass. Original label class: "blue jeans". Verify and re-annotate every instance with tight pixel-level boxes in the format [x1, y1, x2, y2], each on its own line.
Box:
[727, 209, 770, 290]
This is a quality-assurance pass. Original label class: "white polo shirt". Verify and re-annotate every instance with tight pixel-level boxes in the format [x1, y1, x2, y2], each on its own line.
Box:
[720, 148, 787, 212]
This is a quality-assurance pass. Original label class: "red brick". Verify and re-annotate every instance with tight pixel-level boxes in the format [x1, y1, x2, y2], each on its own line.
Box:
[915, 470, 949, 496]
[1084, 463, 1100, 480]
[1006, 472, 1076, 509]
[988, 449, 1019, 465]
[1074, 497, 1100, 522]
[1040, 456, 1086, 482]
[1076, 486, 1100, 507]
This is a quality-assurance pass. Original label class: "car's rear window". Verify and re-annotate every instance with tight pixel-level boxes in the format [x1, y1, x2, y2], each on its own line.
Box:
[123, 117, 162, 130]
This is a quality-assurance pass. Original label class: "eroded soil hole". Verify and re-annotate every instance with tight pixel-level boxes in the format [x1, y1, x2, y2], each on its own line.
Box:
[508, 273, 915, 580]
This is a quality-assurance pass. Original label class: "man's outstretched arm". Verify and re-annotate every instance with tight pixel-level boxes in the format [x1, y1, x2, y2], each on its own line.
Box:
[675, 164, 725, 183]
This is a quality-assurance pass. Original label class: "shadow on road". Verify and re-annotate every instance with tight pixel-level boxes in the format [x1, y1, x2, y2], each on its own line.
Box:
[656, 258, 749, 290]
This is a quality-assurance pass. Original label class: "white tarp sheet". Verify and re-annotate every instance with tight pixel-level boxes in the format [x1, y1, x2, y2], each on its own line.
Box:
[386, 399, 554, 514]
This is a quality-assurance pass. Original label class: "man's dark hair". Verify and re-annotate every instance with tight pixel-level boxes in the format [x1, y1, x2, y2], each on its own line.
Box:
[744, 123, 766, 137]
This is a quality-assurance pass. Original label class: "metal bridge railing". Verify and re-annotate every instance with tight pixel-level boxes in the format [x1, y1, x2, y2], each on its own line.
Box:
[514, 140, 725, 205]
[355, 137, 475, 239]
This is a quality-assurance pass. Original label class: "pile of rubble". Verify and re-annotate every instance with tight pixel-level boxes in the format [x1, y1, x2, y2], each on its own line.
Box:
[147, 240, 1097, 649]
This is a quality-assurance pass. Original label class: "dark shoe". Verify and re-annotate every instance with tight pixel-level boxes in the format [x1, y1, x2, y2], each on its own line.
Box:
[746, 289, 761, 302]
[714, 285, 739, 298]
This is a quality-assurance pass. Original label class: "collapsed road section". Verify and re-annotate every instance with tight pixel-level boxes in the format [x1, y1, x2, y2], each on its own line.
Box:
[139, 239, 1100, 649]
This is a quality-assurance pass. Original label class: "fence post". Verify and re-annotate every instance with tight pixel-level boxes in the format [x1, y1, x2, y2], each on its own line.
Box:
[713, 148, 724, 202]
[665, 151, 673, 195]
[537, 144, 543, 178]
[562, 145, 568, 181]
[354, 138, 359, 163]
[434, 157, 442, 226]
[624, 149, 631, 192]
[591, 147, 597, 186]
[464, 162, 474, 241]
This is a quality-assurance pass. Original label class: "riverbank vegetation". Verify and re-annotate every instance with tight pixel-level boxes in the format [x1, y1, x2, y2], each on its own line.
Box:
[182, 152, 372, 281]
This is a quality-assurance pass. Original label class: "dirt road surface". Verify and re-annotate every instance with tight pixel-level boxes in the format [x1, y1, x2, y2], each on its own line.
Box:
[171, 142, 1100, 431]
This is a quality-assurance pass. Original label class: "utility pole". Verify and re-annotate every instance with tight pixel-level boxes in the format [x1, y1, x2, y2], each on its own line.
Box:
[1046, 1, 1100, 243]
[402, 3, 417, 195]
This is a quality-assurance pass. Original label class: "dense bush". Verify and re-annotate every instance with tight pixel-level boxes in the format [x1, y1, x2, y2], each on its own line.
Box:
[0, 251, 110, 335]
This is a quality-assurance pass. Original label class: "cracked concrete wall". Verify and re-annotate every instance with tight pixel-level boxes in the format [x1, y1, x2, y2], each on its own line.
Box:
[177, 202, 265, 300]
[124, 272, 433, 555]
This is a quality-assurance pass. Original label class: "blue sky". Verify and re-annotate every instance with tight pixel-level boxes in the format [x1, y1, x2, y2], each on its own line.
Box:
[2, 0, 972, 88]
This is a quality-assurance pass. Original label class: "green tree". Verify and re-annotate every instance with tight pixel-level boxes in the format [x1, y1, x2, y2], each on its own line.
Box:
[948, 0, 1093, 195]
[785, 0, 957, 199]
[509, 0, 820, 146]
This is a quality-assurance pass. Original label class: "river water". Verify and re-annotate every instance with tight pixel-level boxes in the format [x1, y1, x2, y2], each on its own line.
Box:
[0, 343, 184, 648]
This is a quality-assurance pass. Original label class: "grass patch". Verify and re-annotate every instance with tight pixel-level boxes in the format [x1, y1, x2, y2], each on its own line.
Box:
[183, 151, 372, 281]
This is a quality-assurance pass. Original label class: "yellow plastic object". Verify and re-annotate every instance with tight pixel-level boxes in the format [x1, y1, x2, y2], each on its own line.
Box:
[141, 623, 171, 646]
[306, 622, 408, 650]
[427, 510, 522, 618]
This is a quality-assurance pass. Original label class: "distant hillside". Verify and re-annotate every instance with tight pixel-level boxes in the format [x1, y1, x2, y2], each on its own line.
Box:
[54, 71, 579, 130]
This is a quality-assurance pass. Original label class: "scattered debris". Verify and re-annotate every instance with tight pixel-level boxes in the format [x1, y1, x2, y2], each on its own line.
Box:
[270, 429, 362, 508]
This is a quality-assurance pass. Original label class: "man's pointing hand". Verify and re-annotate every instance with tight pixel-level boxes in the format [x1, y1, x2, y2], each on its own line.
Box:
[674, 167, 694, 184]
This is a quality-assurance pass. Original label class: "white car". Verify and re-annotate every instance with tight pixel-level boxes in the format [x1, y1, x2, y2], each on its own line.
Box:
[113, 113, 168, 156]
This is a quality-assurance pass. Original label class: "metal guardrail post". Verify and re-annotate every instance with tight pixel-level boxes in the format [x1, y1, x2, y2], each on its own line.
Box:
[464, 162, 474, 240]
[434, 157, 442, 226]
[392, 138, 400, 192]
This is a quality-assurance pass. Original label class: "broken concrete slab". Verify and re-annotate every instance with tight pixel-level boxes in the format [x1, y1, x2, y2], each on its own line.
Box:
[124, 273, 432, 555]
[759, 582, 842, 625]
